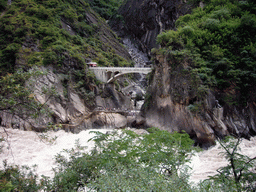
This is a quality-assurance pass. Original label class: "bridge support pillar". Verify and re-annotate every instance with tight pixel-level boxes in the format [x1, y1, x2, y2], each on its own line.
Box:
[90, 68, 108, 83]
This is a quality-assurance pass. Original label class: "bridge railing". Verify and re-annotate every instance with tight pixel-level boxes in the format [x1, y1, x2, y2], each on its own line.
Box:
[89, 66, 152, 83]
[89, 67, 152, 70]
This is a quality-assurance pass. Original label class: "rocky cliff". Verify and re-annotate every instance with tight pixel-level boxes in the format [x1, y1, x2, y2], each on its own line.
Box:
[0, 2, 133, 132]
[113, 0, 256, 146]
[140, 53, 256, 148]
[114, 0, 191, 55]
[0, 66, 132, 132]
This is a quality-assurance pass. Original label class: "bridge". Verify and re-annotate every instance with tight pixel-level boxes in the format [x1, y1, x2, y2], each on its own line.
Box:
[89, 67, 152, 83]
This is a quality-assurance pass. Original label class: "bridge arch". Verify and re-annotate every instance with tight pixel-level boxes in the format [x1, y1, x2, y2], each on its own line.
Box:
[89, 67, 152, 83]
[107, 71, 149, 83]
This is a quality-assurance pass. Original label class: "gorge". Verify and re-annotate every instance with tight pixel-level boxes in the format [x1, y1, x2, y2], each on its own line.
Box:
[1, 0, 256, 190]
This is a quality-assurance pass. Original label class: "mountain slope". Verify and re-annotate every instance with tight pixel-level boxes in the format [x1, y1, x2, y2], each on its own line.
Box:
[0, 0, 132, 130]
[0, 0, 131, 75]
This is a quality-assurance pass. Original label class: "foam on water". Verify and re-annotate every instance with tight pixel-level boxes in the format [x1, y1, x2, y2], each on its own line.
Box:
[189, 136, 256, 183]
[0, 127, 111, 177]
[1, 127, 256, 183]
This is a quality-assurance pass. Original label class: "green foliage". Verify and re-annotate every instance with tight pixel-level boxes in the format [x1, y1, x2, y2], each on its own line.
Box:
[0, 43, 21, 74]
[187, 102, 204, 114]
[1, 130, 256, 191]
[156, 0, 256, 106]
[198, 136, 256, 191]
[0, 0, 7, 11]
[0, 0, 130, 76]
[0, 68, 50, 120]
[0, 161, 41, 192]
[72, 69, 101, 108]
[46, 129, 196, 191]
[88, 0, 124, 20]
[203, 18, 220, 31]
[60, 7, 78, 22]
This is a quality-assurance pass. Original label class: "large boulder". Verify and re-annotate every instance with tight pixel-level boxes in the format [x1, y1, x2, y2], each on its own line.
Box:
[92, 112, 127, 129]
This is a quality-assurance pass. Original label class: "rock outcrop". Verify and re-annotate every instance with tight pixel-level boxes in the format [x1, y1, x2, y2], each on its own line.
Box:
[114, 0, 191, 55]
[141, 54, 256, 148]
[114, 0, 256, 146]
[0, 66, 132, 132]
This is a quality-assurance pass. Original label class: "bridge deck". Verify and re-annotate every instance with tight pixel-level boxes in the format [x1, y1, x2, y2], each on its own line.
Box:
[89, 67, 152, 71]
[89, 67, 152, 83]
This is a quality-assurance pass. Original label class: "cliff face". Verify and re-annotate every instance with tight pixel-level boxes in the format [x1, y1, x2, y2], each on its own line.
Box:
[115, 0, 191, 55]
[141, 54, 256, 147]
[0, 3, 132, 131]
[115, 0, 256, 146]
[0, 66, 131, 132]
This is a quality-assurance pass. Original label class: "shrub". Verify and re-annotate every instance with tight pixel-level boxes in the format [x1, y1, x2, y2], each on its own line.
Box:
[211, 8, 230, 20]
[47, 129, 197, 191]
[198, 136, 256, 191]
[155, 0, 256, 106]
[61, 8, 78, 22]
[181, 26, 195, 38]
[0, 0, 7, 11]
[203, 18, 220, 31]
[43, 49, 58, 65]
[0, 161, 41, 192]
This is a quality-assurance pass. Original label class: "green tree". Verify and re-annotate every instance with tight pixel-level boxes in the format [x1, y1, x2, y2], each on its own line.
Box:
[0, 69, 51, 122]
[0, 161, 41, 192]
[199, 136, 256, 191]
[46, 128, 197, 191]
[156, 0, 256, 106]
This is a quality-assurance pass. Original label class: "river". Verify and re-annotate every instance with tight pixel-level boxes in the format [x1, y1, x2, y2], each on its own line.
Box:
[1, 127, 256, 184]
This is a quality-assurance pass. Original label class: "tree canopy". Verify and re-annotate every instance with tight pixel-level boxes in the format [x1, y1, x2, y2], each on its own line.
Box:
[156, 0, 256, 107]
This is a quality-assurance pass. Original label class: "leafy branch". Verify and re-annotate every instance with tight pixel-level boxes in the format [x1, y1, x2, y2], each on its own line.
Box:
[201, 135, 256, 191]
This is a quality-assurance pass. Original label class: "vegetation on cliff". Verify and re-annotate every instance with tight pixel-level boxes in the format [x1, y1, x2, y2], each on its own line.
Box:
[0, 0, 131, 122]
[87, 0, 124, 20]
[0, 0, 130, 74]
[156, 0, 256, 107]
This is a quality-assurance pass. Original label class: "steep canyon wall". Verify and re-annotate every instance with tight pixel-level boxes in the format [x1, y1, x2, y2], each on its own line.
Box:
[0, 7, 132, 132]
[141, 53, 256, 147]
[114, 0, 191, 55]
[115, 0, 256, 146]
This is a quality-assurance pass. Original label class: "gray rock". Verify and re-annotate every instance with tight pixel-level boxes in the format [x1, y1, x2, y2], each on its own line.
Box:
[114, 0, 191, 55]
[141, 52, 256, 147]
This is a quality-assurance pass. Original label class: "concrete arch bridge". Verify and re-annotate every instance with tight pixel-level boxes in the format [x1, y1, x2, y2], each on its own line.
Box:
[89, 67, 152, 83]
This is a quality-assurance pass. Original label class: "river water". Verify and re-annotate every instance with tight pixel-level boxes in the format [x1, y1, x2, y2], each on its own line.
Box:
[1, 127, 256, 184]
[0, 127, 110, 178]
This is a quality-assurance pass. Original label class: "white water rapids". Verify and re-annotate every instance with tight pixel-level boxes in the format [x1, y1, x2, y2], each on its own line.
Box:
[1, 127, 256, 184]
